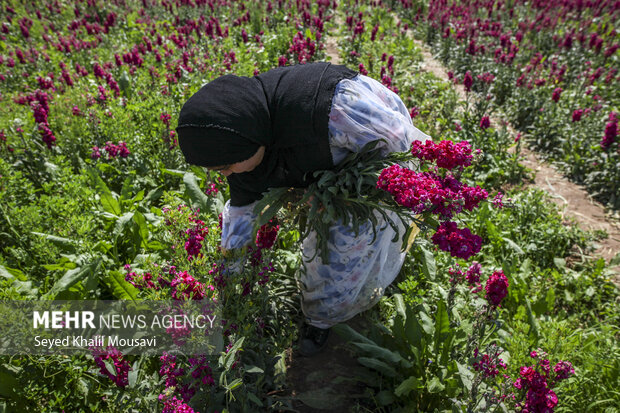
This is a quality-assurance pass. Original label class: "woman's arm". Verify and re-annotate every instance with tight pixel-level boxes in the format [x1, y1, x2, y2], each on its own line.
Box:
[220, 199, 259, 274]
[328, 75, 430, 164]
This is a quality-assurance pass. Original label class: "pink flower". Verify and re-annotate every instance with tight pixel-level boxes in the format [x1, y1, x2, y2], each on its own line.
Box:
[553, 361, 575, 380]
[377, 164, 486, 219]
[485, 270, 509, 306]
[551, 87, 562, 103]
[170, 271, 205, 300]
[572, 109, 583, 122]
[466, 262, 481, 285]
[492, 191, 504, 209]
[159, 352, 185, 388]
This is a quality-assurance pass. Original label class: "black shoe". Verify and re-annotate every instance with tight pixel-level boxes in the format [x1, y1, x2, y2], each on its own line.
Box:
[298, 323, 330, 357]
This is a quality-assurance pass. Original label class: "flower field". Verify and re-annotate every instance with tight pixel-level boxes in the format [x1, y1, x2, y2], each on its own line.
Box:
[397, 0, 620, 208]
[0, 0, 618, 412]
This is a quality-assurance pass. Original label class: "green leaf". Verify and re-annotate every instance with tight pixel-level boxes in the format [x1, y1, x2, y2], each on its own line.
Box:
[222, 337, 245, 371]
[502, 237, 524, 255]
[357, 357, 398, 377]
[142, 186, 164, 207]
[227, 378, 243, 391]
[395, 376, 421, 397]
[103, 270, 139, 301]
[44, 259, 101, 299]
[419, 245, 436, 281]
[434, 300, 451, 351]
[332, 323, 376, 346]
[127, 368, 138, 388]
[247, 392, 263, 407]
[375, 390, 395, 406]
[427, 376, 445, 393]
[31, 232, 80, 253]
[245, 366, 264, 374]
[87, 168, 121, 216]
[114, 212, 135, 237]
[525, 298, 540, 341]
[0, 265, 26, 281]
[297, 388, 345, 409]
[183, 172, 210, 211]
[0, 365, 20, 399]
[456, 362, 474, 392]
[133, 212, 149, 246]
[351, 342, 411, 367]
[394, 294, 407, 321]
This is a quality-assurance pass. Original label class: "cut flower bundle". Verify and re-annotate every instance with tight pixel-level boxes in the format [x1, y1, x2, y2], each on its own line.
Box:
[254, 138, 490, 263]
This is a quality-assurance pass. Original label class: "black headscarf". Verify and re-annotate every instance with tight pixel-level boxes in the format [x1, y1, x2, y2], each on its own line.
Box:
[176, 74, 272, 167]
[175, 63, 358, 206]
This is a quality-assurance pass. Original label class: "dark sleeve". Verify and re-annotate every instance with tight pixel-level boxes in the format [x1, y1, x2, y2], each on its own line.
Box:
[227, 175, 266, 207]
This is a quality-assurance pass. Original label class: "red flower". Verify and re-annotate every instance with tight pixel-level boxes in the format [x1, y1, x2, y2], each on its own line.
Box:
[256, 219, 279, 249]
[485, 270, 508, 306]
[431, 221, 482, 260]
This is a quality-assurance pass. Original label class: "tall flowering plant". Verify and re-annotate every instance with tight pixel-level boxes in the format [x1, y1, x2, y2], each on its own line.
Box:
[106, 196, 290, 412]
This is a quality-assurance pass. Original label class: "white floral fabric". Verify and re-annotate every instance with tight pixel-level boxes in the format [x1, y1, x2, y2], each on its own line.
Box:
[220, 74, 430, 328]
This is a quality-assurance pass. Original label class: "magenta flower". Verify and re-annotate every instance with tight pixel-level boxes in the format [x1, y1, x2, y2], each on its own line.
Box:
[480, 116, 491, 129]
[572, 109, 583, 122]
[551, 87, 563, 103]
[170, 271, 205, 300]
[465, 262, 481, 285]
[184, 223, 207, 261]
[463, 70, 473, 92]
[473, 353, 507, 378]
[38, 124, 56, 149]
[553, 361, 575, 380]
[601, 112, 617, 149]
[159, 352, 185, 388]
[160, 395, 196, 413]
[377, 165, 485, 218]
[117, 141, 130, 158]
[92, 346, 131, 388]
[485, 270, 509, 306]
[431, 221, 482, 260]
[477, 72, 495, 84]
[410, 139, 474, 170]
